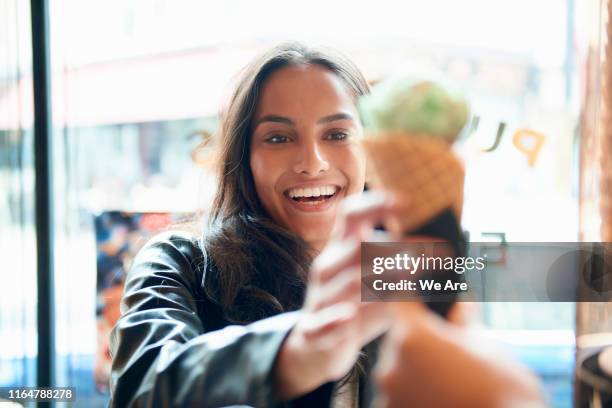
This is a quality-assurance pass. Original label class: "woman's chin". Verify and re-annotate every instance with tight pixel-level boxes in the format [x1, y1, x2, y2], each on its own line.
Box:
[277, 192, 346, 247]
[288, 220, 335, 247]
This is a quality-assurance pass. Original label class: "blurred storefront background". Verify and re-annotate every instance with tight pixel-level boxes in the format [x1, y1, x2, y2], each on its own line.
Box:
[1, 0, 607, 406]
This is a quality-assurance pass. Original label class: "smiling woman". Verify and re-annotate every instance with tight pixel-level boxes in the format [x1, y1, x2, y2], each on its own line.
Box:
[249, 64, 367, 251]
[108, 42, 392, 408]
[31, 29, 552, 407]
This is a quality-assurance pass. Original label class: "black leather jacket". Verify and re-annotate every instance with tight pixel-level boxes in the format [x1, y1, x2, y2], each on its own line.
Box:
[109, 231, 377, 407]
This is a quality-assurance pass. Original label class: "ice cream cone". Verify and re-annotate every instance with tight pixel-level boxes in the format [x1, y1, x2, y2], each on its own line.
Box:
[363, 131, 465, 234]
[358, 75, 469, 235]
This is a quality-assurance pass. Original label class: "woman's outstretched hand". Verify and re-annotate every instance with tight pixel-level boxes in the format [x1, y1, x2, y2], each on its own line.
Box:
[374, 302, 546, 408]
[274, 191, 397, 400]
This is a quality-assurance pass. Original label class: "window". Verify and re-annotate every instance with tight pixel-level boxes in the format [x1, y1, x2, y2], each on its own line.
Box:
[1, 1, 596, 406]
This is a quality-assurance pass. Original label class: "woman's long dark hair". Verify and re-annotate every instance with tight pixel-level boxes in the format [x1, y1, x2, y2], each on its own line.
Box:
[201, 42, 370, 325]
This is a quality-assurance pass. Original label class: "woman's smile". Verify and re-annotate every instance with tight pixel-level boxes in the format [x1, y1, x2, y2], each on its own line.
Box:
[282, 183, 343, 213]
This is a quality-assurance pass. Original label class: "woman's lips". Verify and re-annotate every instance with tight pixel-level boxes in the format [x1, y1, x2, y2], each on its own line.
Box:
[283, 188, 341, 213]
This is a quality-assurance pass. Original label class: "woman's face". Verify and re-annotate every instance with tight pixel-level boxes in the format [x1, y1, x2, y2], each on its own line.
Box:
[250, 64, 367, 250]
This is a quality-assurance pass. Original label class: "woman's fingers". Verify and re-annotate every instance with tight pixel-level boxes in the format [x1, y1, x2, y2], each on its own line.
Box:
[275, 303, 360, 399]
[311, 272, 392, 346]
[311, 267, 362, 311]
[312, 191, 401, 285]
[335, 191, 397, 240]
[356, 302, 393, 343]
[311, 239, 360, 283]
[301, 303, 359, 347]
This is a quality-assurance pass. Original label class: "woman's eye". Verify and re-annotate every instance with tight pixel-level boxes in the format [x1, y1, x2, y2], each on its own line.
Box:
[326, 131, 349, 141]
[265, 134, 290, 144]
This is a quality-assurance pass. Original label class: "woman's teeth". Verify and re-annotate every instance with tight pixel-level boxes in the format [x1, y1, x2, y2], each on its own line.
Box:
[287, 185, 338, 202]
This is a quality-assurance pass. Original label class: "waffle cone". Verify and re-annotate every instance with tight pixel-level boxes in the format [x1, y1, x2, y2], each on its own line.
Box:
[362, 132, 465, 233]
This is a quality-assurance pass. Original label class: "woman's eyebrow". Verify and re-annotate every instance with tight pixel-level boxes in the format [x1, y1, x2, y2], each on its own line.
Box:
[253, 112, 355, 130]
[254, 115, 294, 129]
[317, 112, 355, 124]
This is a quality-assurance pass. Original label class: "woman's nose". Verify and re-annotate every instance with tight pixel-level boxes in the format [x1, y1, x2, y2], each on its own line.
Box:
[292, 141, 330, 176]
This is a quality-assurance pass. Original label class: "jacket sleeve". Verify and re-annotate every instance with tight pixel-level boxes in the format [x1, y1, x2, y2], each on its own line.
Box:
[108, 231, 310, 407]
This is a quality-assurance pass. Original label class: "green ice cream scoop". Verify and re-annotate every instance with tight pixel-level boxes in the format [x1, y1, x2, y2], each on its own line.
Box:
[358, 76, 470, 143]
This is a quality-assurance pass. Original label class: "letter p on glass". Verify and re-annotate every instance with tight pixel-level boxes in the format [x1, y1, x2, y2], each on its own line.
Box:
[512, 128, 545, 166]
